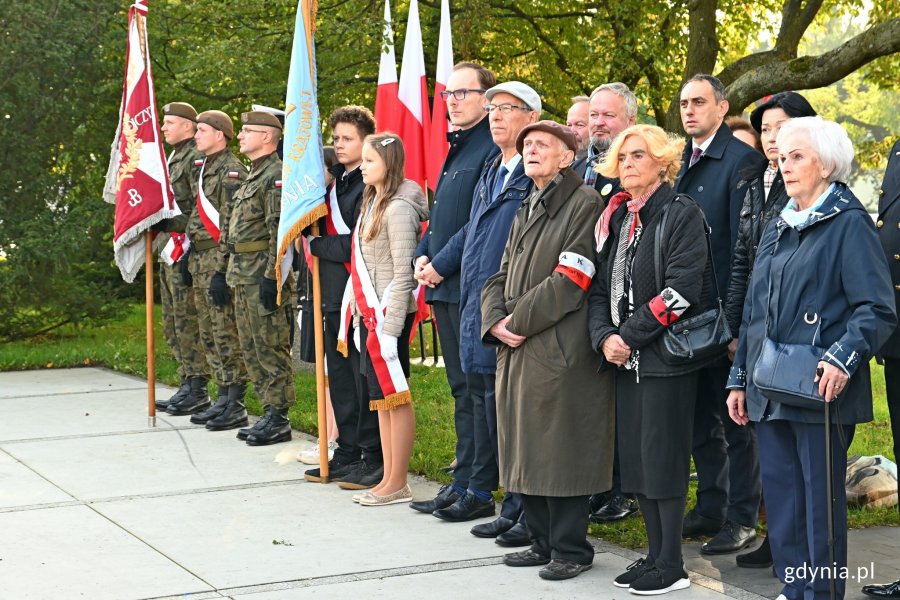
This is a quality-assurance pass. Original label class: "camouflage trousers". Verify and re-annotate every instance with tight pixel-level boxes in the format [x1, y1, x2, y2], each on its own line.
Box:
[159, 262, 209, 379]
[232, 284, 296, 409]
[193, 280, 248, 387]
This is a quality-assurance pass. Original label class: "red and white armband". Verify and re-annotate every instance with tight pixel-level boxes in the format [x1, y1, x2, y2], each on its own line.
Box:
[553, 252, 595, 291]
[649, 287, 689, 326]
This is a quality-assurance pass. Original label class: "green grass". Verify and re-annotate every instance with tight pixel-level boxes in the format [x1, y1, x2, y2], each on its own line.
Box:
[1, 304, 897, 548]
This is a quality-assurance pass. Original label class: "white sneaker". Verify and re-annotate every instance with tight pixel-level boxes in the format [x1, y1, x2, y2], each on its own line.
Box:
[297, 440, 336, 464]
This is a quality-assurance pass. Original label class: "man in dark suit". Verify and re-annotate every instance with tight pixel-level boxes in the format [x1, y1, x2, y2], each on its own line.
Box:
[411, 62, 500, 516]
[862, 137, 900, 599]
[675, 74, 762, 554]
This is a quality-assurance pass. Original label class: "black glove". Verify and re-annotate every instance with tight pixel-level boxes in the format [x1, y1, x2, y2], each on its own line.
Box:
[259, 276, 278, 312]
[179, 248, 193, 287]
[151, 218, 171, 232]
[209, 271, 231, 306]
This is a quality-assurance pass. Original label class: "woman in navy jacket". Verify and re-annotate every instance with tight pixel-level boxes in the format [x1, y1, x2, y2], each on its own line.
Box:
[726, 117, 896, 600]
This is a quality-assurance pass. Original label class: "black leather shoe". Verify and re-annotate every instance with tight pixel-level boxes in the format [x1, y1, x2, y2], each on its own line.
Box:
[538, 559, 592, 581]
[206, 383, 248, 431]
[245, 408, 291, 446]
[503, 549, 550, 567]
[471, 516, 515, 538]
[863, 579, 900, 598]
[157, 379, 189, 410]
[736, 535, 773, 568]
[165, 377, 210, 416]
[337, 460, 384, 490]
[191, 385, 229, 425]
[701, 520, 757, 554]
[496, 522, 531, 547]
[590, 494, 639, 523]
[681, 509, 724, 538]
[304, 458, 359, 483]
[409, 484, 460, 514]
[433, 493, 495, 522]
[589, 491, 610, 514]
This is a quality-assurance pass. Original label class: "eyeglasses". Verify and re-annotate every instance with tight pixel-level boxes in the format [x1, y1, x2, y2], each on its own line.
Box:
[484, 103, 531, 114]
[240, 127, 268, 135]
[439, 88, 485, 101]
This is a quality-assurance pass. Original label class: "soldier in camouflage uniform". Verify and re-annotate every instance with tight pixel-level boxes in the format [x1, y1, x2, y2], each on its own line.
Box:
[224, 110, 296, 446]
[156, 102, 211, 415]
[184, 110, 251, 431]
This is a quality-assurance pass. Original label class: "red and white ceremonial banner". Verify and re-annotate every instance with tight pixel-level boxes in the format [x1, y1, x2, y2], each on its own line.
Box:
[103, 0, 177, 283]
[425, 0, 453, 192]
[374, 0, 401, 134]
[397, 0, 430, 193]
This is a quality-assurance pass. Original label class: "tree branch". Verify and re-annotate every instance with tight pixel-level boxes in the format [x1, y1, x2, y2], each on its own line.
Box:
[726, 18, 900, 113]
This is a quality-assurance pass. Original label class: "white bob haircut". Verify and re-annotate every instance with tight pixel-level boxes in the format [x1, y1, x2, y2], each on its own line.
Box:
[776, 116, 854, 183]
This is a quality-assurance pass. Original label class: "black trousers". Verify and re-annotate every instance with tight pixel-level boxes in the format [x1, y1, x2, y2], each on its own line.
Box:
[691, 362, 761, 526]
[522, 494, 594, 565]
[883, 358, 900, 514]
[433, 301, 473, 489]
[323, 310, 380, 464]
[468, 372, 525, 524]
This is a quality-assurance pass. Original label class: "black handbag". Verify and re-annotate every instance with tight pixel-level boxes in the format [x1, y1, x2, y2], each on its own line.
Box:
[654, 196, 731, 365]
[751, 270, 831, 409]
[753, 337, 828, 409]
[296, 264, 316, 363]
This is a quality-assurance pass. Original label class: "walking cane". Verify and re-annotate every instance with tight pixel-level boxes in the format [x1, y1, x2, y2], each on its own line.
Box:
[824, 398, 836, 600]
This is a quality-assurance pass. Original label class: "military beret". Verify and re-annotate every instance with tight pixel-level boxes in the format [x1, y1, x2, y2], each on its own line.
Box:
[197, 110, 234, 140]
[162, 102, 197, 122]
[241, 111, 283, 130]
[516, 120, 578, 155]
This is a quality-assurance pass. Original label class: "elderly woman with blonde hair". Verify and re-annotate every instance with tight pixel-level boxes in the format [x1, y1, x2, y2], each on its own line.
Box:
[589, 124, 723, 595]
[726, 117, 895, 600]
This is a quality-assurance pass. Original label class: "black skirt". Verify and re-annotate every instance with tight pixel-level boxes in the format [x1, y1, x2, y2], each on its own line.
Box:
[616, 369, 698, 499]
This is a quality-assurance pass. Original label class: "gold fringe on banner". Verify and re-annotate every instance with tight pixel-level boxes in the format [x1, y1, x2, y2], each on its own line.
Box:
[369, 389, 412, 411]
[275, 202, 328, 305]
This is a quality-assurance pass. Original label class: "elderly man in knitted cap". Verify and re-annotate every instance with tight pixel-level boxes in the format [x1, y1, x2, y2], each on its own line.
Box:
[156, 101, 212, 416]
[223, 110, 296, 446]
[481, 120, 614, 581]
[183, 110, 251, 432]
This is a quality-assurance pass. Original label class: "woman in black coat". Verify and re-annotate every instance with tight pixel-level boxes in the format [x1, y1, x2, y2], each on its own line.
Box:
[588, 124, 719, 595]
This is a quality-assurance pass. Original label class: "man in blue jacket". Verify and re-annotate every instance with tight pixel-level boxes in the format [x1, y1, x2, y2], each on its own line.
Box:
[675, 74, 762, 554]
[422, 82, 539, 538]
[410, 62, 500, 516]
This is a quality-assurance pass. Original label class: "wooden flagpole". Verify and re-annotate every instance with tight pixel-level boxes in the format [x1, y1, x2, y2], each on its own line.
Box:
[311, 222, 329, 481]
[146, 231, 157, 427]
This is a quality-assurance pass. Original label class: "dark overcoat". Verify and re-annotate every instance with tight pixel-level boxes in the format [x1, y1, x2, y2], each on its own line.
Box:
[877, 139, 900, 358]
[728, 183, 896, 424]
[481, 168, 614, 496]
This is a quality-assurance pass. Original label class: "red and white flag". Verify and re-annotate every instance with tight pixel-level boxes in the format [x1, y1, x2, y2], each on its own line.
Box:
[374, 0, 401, 134]
[426, 0, 453, 192]
[397, 0, 430, 193]
[103, 0, 178, 282]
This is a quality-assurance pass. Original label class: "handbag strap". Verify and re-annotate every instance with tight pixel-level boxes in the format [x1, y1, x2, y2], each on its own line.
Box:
[653, 195, 721, 303]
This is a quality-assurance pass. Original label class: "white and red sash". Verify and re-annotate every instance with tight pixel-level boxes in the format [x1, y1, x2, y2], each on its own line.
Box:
[195, 159, 221, 242]
[324, 182, 351, 272]
[337, 224, 410, 406]
[161, 149, 190, 265]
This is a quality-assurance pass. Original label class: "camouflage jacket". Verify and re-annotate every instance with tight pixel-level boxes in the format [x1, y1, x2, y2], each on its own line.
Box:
[224, 152, 291, 288]
[161, 138, 203, 234]
[187, 149, 248, 281]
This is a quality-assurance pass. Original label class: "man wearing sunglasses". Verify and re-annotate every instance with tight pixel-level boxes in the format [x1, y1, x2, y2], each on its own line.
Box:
[412, 62, 500, 517]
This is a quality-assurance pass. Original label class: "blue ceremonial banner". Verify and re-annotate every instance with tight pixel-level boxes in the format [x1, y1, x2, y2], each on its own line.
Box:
[276, 0, 327, 294]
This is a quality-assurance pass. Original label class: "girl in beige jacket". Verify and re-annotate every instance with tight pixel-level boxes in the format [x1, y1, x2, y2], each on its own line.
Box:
[352, 133, 429, 506]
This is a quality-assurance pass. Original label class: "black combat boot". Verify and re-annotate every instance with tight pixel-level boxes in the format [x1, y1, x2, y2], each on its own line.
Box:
[165, 377, 210, 415]
[206, 383, 249, 431]
[245, 407, 292, 446]
[190, 384, 229, 425]
[156, 378, 189, 410]
[237, 404, 270, 441]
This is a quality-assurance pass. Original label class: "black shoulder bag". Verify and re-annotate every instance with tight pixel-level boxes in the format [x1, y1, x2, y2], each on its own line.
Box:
[654, 196, 731, 365]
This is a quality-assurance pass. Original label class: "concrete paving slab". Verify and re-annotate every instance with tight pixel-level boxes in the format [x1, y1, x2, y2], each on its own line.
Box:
[225, 555, 735, 600]
[2, 427, 305, 501]
[0, 386, 180, 443]
[92, 480, 501, 590]
[0, 450, 74, 509]
[0, 504, 212, 600]
[0, 367, 150, 399]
